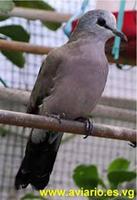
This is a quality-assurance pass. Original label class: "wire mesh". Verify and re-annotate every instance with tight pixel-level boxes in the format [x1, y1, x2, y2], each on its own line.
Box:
[0, 0, 136, 200]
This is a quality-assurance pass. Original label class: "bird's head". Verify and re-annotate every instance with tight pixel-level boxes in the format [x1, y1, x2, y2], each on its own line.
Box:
[75, 9, 127, 42]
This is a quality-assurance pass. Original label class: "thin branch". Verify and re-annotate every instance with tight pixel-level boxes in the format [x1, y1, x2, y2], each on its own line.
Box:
[0, 39, 52, 54]
[0, 87, 29, 106]
[0, 39, 135, 65]
[0, 87, 136, 123]
[92, 105, 136, 123]
[0, 87, 135, 110]
[99, 96, 136, 110]
[0, 7, 71, 23]
[0, 109, 136, 142]
[0, 6, 135, 65]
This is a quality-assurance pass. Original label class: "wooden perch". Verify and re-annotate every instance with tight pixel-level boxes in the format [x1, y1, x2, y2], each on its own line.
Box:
[0, 109, 136, 142]
[93, 105, 136, 123]
[0, 87, 136, 123]
[0, 39, 134, 65]
[0, 7, 71, 23]
[99, 96, 136, 110]
[0, 87, 136, 110]
[0, 87, 29, 106]
[0, 39, 52, 55]
[0, 7, 135, 65]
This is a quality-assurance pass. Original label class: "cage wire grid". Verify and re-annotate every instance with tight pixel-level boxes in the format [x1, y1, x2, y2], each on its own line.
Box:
[0, 0, 136, 200]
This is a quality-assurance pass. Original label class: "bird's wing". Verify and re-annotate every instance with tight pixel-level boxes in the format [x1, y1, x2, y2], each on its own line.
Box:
[27, 50, 61, 114]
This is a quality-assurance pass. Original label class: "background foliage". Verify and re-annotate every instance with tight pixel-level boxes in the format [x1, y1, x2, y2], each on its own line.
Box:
[0, 0, 61, 68]
[73, 158, 136, 200]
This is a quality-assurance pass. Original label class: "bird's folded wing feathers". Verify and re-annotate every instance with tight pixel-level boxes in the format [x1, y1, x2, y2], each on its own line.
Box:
[27, 50, 62, 114]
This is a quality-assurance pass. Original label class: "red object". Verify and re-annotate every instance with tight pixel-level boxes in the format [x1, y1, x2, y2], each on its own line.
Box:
[72, 20, 79, 32]
[113, 11, 136, 63]
[71, 11, 136, 65]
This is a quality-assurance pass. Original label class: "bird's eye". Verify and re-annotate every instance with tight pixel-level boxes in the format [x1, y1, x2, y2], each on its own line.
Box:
[97, 18, 106, 27]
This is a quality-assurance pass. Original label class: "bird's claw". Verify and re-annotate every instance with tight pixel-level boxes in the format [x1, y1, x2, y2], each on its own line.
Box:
[50, 114, 62, 124]
[83, 118, 93, 139]
[75, 117, 93, 139]
[128, 142, 137, 148]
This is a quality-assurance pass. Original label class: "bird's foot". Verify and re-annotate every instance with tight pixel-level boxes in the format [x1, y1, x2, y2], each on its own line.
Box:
[83, 118, 93, 139]
[75, 117, 93, 139]
[129, 142, 137, 148]
[47, 114, 62, 124]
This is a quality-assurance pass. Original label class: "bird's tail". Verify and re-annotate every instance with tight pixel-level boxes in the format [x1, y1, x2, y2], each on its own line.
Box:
[15, 130, 63, 190]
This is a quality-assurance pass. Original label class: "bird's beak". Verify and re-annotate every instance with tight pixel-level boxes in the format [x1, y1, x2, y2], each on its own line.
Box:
[112, 28, 128, 42]
[104, 24, 128, 42]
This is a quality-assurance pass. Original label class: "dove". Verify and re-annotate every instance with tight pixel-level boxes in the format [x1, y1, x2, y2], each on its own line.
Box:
[15, 9, 127, 190]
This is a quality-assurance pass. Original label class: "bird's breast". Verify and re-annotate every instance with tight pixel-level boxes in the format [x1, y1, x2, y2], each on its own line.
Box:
[44, 60, 108, 119]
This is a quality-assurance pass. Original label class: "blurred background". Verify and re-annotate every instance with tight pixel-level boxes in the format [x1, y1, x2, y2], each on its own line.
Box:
[0, 0, 136, 199]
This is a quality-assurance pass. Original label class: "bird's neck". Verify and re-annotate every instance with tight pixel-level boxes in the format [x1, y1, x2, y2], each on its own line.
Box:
[69, 30, 92, 42]
[69, 31, 105, 50]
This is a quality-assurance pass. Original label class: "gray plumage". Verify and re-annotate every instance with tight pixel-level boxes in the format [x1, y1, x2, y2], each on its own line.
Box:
[15, 10, 126, 190]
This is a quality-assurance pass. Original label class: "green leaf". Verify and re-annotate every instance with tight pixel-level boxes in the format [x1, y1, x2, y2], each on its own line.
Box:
[0, 127, 9, 136]
[108, 158, 130, 173]
[73, 165, 100, 189]
[42, 21, 61, 31]
[0, 25, 29, 67]
[0, 0, 14, 13]
[108, 171, 136, 188]
[13, 0, 61, 30]
[0, 25, 30, 42]
[14, 0, 53, 10]
[0, 16, 9, 21]
[1, 50, 25, 68]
